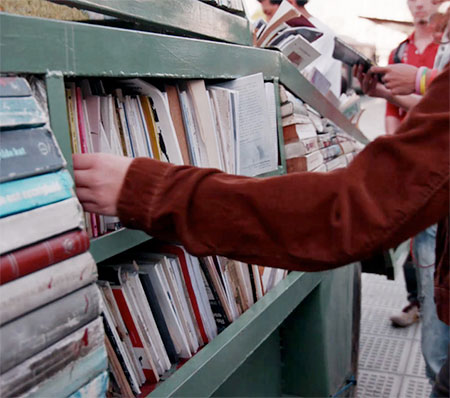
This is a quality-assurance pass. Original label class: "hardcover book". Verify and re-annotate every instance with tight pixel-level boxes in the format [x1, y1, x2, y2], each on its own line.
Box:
[0, 77, 32, 97]
[0, 127, 65, 183]
[0, 251, 97, 325]
[0, 197, 85, 255]
[0, 284, 101, 373]
[0, 318, 105, 398]
[0, 169, 74, 217]
[0, 229, 90, 285]
[0, 96, 46, 129]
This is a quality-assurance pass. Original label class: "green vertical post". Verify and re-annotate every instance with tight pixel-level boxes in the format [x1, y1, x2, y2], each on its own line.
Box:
[45, 72, 73, 174]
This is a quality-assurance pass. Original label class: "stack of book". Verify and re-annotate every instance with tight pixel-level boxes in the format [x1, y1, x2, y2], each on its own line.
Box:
[97, 241, 287, 396]
[0, 77, 107, 398]
[280, 84, 360, 173]
[65, 73, 280, 237]
[254, 0, 322, 72]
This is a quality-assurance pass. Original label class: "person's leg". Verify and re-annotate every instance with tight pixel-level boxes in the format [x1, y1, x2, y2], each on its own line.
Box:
[431, 345, 449, 398]
[414, 226, 450, 382]
[390, 255, 420, 327]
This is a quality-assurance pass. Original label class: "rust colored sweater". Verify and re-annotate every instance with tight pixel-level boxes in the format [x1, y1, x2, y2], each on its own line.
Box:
[118, 65, 449, 324]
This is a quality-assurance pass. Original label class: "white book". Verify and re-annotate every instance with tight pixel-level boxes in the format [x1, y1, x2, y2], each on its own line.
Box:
[99, 286, 142, 393]
[141, 261, 192, 359]
[0, 251, 97, 325]
[208, 87, 237, 174]
[161, 257, 199, 353]
[119, 79, 183, 165]
[252, 264, 264, 300]
[100, 282, 145, 384]
[178, 90, 202, 167]
[129, 271, 171, 372]
[0, 318, 105, 398]
[187, 255, 218, 341]
[216, 73, 277, 176]
[115, 93, 134, 157]
[284, 136, 319, 158]
[278, 35, 320, 71]
[118, 270, 161, 379]
[0, 197, 84, 255]
[264, 82, 279, 171]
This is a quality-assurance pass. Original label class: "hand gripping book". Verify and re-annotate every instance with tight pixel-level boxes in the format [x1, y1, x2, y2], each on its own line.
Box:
[0, 197, 85, 255]
[0, 283, 101, 373]
[0, 251, 97, 325]
[0, 127, 65, 183]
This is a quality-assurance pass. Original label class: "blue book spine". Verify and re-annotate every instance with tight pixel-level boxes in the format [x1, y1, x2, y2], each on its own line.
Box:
[0, 96, 46, 129]
[0, 170, 73, 217]
[68, 371, 109, 398]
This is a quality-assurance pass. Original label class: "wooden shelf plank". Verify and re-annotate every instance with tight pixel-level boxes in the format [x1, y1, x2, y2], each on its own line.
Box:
[50, 0, 252, 45]
[90, 229, 151, 263]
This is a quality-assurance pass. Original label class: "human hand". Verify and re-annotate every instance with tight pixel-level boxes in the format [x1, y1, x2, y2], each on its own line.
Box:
[371, 64, 418, 96]
[353, 64, 391, 99]
[73, 153, 133, 216]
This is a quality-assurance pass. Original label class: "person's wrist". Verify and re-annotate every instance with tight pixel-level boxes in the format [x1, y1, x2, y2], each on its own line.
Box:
[415, 66, 424, 94]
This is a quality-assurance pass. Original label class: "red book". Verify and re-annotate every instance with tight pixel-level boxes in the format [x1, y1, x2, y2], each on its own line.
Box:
[151, 243, 209, 344]
[111, 286, 158, 384]
[0, 229, 89, 285]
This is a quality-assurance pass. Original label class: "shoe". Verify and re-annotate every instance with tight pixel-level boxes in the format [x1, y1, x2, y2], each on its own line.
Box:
[390, 303, 420, 327]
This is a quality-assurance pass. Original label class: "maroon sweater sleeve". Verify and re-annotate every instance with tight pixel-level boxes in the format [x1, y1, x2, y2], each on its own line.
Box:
[117, 66, 449, 272]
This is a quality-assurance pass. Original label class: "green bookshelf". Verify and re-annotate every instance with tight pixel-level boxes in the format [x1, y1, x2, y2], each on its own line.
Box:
[1, 10, 361, 397]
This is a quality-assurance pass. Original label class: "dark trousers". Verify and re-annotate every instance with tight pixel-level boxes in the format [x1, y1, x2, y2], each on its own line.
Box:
[404, 255, 419, 305]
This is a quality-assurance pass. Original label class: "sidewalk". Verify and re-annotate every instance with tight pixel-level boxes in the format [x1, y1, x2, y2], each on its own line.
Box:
[357, 273, 432, 398]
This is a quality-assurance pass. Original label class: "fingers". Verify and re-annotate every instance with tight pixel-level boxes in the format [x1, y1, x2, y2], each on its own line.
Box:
[370, 66, 388, 75]
[73, 169, 94, 188]
[74, 186, 97, 203]
[72, 153, 97, 170]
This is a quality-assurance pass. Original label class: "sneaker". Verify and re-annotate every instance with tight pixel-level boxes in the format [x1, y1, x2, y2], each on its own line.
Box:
[390, 303, 420, 327]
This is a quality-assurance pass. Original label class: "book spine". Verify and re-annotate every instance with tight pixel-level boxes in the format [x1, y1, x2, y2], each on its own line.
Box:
[75, 86, 89, 154]
[198, 257, 230, 332]
[0, 127, 65, 183]
[112, 287, 158, 383]
[0, 169, 74, 218]
[0, 317, 105, 398]
[0, 283, 101, 373]
[65, 87, 80, 154]
[0, 197, 84, 255]
[0, 251, 97, 325]
[67, 371, 108, 398]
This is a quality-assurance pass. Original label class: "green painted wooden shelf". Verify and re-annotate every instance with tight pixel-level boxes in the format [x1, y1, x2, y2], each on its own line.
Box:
[1, 11, 361, 397]
[50, 0, 252, 45]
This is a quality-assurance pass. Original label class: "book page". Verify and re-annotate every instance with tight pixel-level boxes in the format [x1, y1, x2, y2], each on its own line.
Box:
[216, 73, 278, 176]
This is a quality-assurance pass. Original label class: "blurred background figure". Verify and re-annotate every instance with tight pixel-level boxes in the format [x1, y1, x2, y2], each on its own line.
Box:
[256, 0, 281, 21]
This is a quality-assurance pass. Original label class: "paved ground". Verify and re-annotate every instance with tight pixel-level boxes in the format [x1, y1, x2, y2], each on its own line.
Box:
[357, 273, 432, 398]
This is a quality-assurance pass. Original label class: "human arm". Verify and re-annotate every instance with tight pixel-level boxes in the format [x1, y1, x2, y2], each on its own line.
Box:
[74, 66, 449, 272]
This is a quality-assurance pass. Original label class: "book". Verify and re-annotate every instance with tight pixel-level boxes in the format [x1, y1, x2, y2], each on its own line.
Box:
[68, 371, 109, 398]
[0, 96, 46, 129]
[99, 281, 145, 389]
[0, 318, 106, 398]
[0, 169, 73, 217]
[215, 73, 277, 176]
[111, 284, 159, 383]
[271, 34, 320, 71]
[286, 150, 324, 173]
[139, 273, 179, 364]
[284, 136, 319, 158]
[332, 36, 375, 73]
[0, 127, 65, 183]
[325, 154, 348, 171]
[283, 122, 317, 142]
[320, 144, 343, 162]
[186, 80, 223, 170]
[0, 251, 97, 325]
[0, 197, 84, 255]
[119, 79, 183, 165]
[0, 283, 101, 373]
[256, 0, 300, 47]
[165, 84, 191, 165]
[197, 258, 231, 333]
[105, 335, 135, 398]
[268, 26, 323, 48]
[0, 229, 89, 285]
[0, 77, 32, 97]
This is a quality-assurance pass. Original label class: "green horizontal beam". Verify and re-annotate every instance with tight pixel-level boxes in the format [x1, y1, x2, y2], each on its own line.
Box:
[90, 228, 151, 263]
[51, 0, 252, 45]
[0, 13, 276, 80]
[150, 271, 323, 397]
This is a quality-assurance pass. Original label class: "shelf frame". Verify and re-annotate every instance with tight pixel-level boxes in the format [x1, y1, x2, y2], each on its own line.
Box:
[50, 0, 252, 46]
